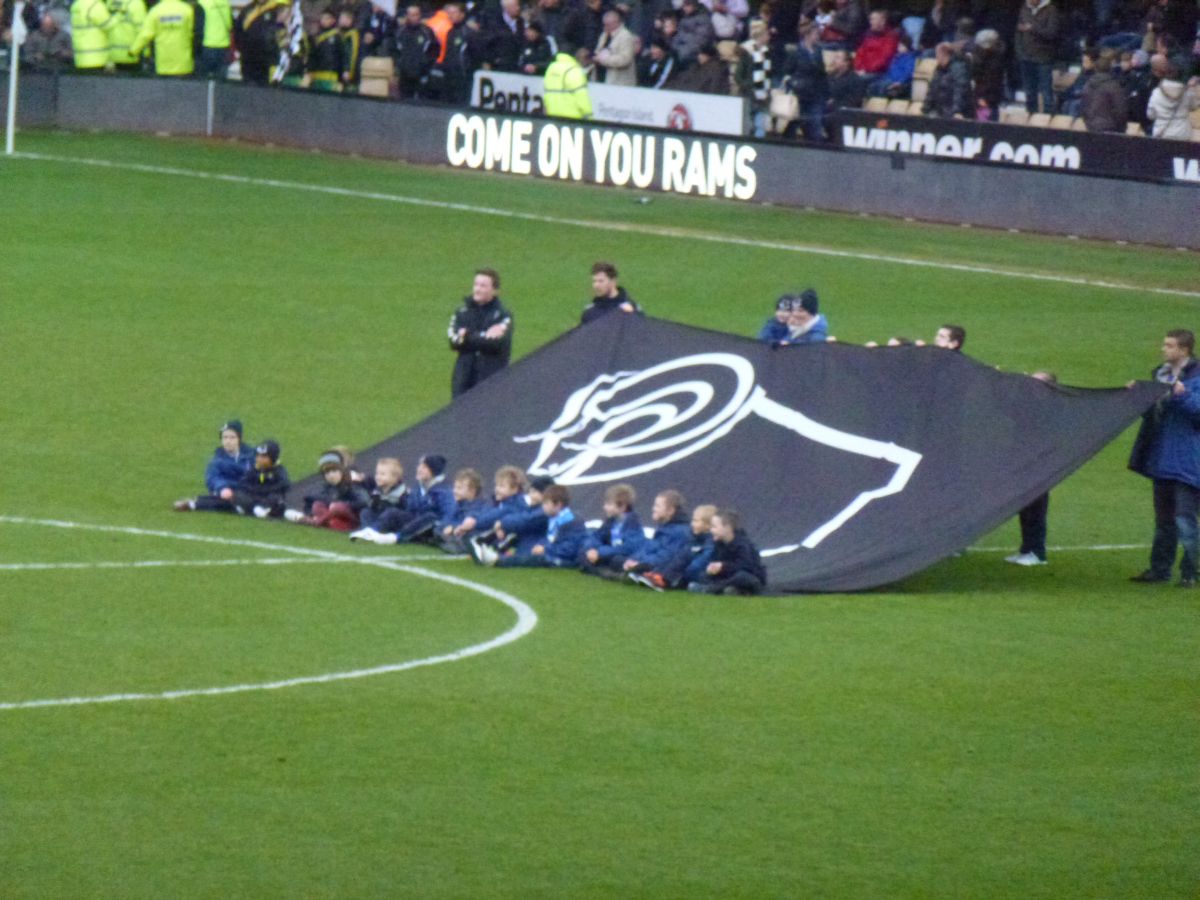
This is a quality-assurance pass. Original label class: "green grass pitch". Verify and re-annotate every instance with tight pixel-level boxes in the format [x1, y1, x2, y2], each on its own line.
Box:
[1, 129, 1196, 898]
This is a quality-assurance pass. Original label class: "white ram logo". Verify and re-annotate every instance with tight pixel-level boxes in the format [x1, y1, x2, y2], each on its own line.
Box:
[513, 352, 922, 551]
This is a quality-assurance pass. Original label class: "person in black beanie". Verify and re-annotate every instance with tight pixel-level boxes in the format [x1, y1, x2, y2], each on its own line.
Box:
[779, 288, 829, 345]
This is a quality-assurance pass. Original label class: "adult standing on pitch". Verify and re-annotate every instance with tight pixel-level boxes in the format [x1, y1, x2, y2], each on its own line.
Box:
[581, 261, 642, 325]
[1129, 329, 1200, 587]
[448, 268, 513, 398]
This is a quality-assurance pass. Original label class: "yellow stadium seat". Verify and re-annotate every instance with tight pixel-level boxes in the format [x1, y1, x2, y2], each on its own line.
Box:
[1049, 114, 1074, 130]
[1000, 107, 1029, 125]
[910, 79, 927, 102]
[1028, 113, 1052, 127]
[1126, 121, 1144, 136]
[864, 97, 888, 112]
[886, 98, 910, 114]
[914, 57, 936, 80]
[360, 56, 395, 79]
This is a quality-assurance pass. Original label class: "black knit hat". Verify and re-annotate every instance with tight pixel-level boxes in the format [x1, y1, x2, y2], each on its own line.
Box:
[421, 454, 447, 477]
[255, 440, 281, 463]
[221, 419, 243, 438]
[529, 475, 556, 492]
[799, 288, 819, 315]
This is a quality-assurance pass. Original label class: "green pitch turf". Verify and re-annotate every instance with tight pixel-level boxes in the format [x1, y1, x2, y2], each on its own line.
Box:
[1, 130, 1196, 898]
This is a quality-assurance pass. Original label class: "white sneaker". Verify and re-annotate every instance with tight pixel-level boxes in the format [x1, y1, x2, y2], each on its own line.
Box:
[1006, 552, 1046, 567]
[252, 505, 270, 519]
[283, 509, 306, 523]
[349, 527, 378, 542]
[469, 537, 498, 566]
[373, 532, 398, 546]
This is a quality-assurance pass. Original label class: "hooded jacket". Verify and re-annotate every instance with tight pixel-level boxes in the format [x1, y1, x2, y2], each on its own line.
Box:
[1147, 79, 1198, 140]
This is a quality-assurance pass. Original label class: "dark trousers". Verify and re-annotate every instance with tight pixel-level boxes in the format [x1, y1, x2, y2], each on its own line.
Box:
[1150, 479, 1200, 579]
[1019, 59, 1054, 113]
[197, 46, 229, 79]
[690, 571, 765, 595]
[1018, 492, 1050, 561]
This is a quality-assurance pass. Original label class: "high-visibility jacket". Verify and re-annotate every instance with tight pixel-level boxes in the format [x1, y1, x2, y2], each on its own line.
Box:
[424, 8, 451, 64]
[196, 0, 231, 49]
[106, 0, 147, 65]
[130, 0, 194, 75]
[70, 0, 113, 69]
[543, 52, 592, 120]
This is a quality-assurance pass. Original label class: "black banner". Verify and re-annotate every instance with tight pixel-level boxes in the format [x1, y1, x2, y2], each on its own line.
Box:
[835, 110, 1200, 184]
[296, 315, 1163, 592]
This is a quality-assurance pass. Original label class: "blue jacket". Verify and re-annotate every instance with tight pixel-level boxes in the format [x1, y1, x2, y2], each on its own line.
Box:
[633, 513, 693, 570]
[499, 500, 549, 554]
[882, 49, 915, 86]
[408, 477, 456, 521]
[1131, 359, 1200, 488]
[468, 492, 527, 533]
[681, 535, 715, 585]
[205, 445, 255, 494]
[539, 508, 587, 566]
[780, 313, 828, 346]
[758, 318, 790, 343]
[439, 495, 491, 530]
[583, 511, 647, 562]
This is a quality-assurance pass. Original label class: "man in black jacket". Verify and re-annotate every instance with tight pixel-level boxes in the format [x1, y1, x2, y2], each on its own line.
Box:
[392, 3, 438, 98]
[448, 268, 514, 398]
[581, 261, 642, 325]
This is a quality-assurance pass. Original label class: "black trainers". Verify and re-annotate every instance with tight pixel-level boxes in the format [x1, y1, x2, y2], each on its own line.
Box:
[1129, 570, 1171, 584]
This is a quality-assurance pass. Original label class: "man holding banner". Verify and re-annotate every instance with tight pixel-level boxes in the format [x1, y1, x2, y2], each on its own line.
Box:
[1129, 329, 1200, 587]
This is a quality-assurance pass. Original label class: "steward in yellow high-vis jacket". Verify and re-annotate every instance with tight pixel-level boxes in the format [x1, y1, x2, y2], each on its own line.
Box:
[195, 0, 232, 78]
[106, 0, 147, 68]
[129, 0, 196, 75]
[543, 51, 592, 120]
[70, 0, 113, 70]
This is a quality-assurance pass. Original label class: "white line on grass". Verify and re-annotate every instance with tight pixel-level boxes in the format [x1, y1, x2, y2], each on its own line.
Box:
[0, 516, 535, 711]
[0, 554, 465, 572]
[968, 543, 1148, 553]
[11, 151, 1199, 300]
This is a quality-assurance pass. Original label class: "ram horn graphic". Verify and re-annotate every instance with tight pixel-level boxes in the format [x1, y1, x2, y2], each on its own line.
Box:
[513, 352, 922, 549]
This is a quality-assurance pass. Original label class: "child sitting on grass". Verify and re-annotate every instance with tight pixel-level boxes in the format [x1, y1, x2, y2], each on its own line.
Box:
[580, 483, 646, 576]
[630, 503, 716, 592]
[687, 509, 767, 595]
[471, 475, 555, 560]
[174, 419, 254, 512]
[451, 465, 527, 542]
[432, 468, 491, 553]
[616, 489, 692, 580]
[357, 457, 407, 531]
[181, 439, 290, 518]
[473, 484, 585, 568]
[351, 454, 453, 544]
[286, 451, 370, 531]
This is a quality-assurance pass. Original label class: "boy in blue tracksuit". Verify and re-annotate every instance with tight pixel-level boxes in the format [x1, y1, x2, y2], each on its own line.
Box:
[174, 419, 255, 511]
[620, 490, 693, 577]
[433, 469, 492, 553]
[478, 485, 586, 568]
[471, 475, 555, 560]
[452, 465, 527, 542]
[580, 483, 647, 576]
[630, 503, 716, 591]
[351, 454, 454, 544]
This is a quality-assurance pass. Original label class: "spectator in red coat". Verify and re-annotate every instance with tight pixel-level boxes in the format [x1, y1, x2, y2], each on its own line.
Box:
[853, 9, 898, 77]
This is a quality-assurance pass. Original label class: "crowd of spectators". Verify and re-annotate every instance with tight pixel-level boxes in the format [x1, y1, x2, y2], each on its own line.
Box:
[3, 0, 1198, 138]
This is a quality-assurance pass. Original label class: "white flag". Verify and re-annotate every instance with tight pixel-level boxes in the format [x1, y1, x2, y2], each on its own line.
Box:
[11, 2, 28, 46]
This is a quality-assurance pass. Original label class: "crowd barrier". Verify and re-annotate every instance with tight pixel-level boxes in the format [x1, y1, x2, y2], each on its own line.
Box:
[4, 72, 1198, 248]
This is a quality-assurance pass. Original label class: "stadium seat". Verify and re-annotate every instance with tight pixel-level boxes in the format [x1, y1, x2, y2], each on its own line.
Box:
[358, 79, 391, 98]
[864, 97, 888, 112]
[361, 57, 395, 79]
[1070, 117, 1087, 131]
[1027, 113, 1052, 127]
[914, 57, 936, 81]
[907, 100, 925, 115]
[1000, 107, 1029, 125]
[886, 98, 910, 114]
[1126, 121, 1144, 136]
[910, 80, 927, 102]
[1049, 114, 1073, 130]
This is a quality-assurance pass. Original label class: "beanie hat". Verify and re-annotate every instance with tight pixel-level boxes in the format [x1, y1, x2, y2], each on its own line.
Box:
[421, 454, 447, 477]
[317, 451, 343, 471]
[775, 294, 795, 312]
[799, 289, 819, 315]
[256, 440, 281, 463]
[529, 475, 556, 492]
[221, 419, 243, 438]
[1131, 49, 1149, 68]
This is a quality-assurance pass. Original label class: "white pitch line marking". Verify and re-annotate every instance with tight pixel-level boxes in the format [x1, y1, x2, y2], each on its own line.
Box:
[0, 554, 465, 572]
[10, 151, 1199, 300]
[0, 517, 534, 711]
[968, 543, 1148, 553]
